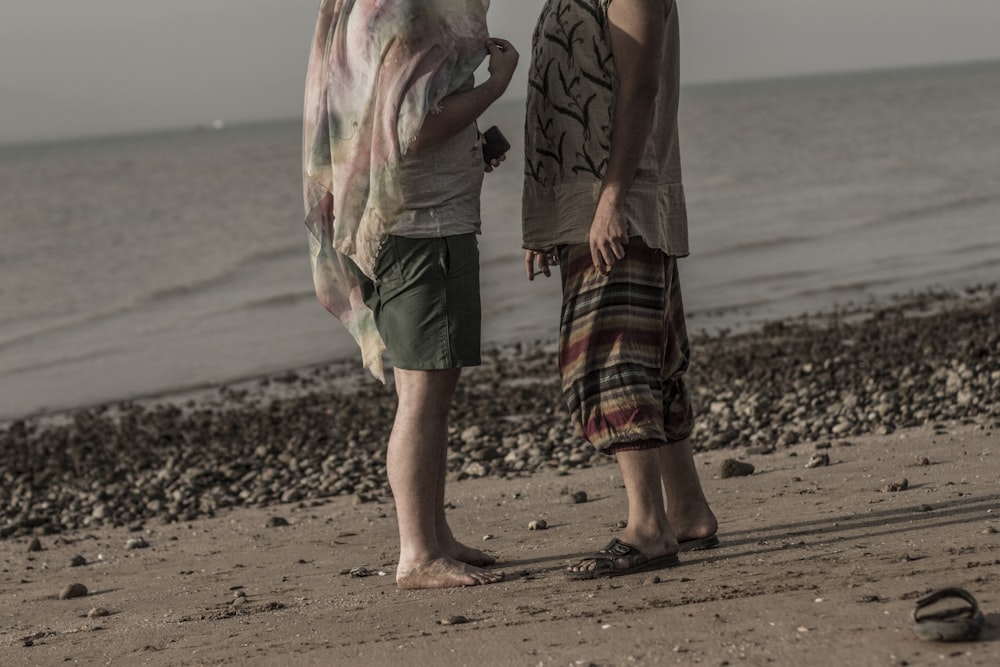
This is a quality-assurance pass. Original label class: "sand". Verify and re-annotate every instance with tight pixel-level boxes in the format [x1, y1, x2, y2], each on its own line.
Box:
[2, 418, 998, 666]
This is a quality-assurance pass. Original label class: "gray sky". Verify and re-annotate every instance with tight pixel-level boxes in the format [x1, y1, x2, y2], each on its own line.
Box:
[2, 0, 1000, 144]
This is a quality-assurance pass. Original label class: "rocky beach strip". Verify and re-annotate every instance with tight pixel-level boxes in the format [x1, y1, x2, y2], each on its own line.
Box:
[2, 287, 997, 539]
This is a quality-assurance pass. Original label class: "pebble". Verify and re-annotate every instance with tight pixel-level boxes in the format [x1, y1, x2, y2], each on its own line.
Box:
[440, 615, 470, 626]
[568, 491, 588, 504]
[805, 453, 830, 469]
[87, 607, 110, 618]
[880, 479, 909, 493]
[528, 519, 548, 531]
[266, 517, 289, 528]
[348, 566, 378, 578]
[125, 537, 149, 550]
[0, 290, 996, 537]
[59, 583, 88, 600]
[718, 459, 755, 479]
[27, 537, 43, 552]
[69, 555, 87, 567]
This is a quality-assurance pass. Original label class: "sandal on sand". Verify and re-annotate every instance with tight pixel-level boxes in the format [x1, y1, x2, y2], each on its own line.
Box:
[912, 587, 984, 642]
[678, 535, 720, 552]
[566, 538, 679, 581]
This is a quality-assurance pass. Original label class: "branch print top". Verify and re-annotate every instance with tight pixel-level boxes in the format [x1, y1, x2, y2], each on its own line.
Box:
[521, 0, 689, 255]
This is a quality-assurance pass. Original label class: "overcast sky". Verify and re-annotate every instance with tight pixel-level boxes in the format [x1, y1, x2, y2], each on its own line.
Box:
[2, 0, 1000, 144]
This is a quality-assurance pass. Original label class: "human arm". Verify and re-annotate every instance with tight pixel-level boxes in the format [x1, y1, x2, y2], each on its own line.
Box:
[589, 0, 665, 273]
[409, 39, 519, 152]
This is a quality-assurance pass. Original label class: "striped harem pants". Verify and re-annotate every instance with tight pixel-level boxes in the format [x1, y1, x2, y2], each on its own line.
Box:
[557, 238, 694, 454]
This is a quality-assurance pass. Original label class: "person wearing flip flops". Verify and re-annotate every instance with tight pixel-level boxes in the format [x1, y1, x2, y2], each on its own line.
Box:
[523, 0, 719, 579]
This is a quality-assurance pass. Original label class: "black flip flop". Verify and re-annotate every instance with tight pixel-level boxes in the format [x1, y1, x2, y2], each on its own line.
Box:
[566, 538, 679, 581]
[912, 587, 984, 642]
[678, 535, 720, 552]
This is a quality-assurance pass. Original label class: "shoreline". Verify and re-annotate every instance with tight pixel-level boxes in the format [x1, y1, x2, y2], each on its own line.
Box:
[2, 286, 997, 539]
[4, 284, 995, 426]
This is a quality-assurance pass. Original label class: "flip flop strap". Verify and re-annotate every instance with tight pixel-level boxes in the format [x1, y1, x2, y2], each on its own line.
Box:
[913, 587, 980, 623]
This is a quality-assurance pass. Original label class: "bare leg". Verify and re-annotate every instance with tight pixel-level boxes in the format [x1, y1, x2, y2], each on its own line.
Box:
[659, 438, 718, 542]
[389, 368, 503, 589]
[568, 445, 678, 574]
[434, 440, 496, 566]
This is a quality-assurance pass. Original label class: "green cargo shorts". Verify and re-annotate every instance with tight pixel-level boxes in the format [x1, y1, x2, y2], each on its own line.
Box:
[357, 233, 482, 370]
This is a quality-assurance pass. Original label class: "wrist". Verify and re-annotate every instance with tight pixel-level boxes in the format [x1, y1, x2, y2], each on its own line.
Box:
[482, 76, 508, 101]
[598, 185, 627, 210]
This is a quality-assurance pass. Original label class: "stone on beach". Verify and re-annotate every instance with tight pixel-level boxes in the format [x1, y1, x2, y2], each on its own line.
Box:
[59, 583, 88, 600]
[0, 290, 997, 538]
[125, 537, 149, 550]
[719, 459, 755, 479]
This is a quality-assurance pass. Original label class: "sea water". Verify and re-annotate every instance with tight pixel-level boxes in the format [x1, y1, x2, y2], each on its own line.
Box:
[1, 61, 998, 419]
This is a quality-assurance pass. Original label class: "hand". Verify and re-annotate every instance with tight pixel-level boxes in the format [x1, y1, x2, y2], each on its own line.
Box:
[483, 151, 506, 173]
[525, 249, 559, 281]
[486, 38, 519, 92]
[589, 198, 629, 275]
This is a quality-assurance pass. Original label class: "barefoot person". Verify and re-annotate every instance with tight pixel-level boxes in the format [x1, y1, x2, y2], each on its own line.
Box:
[522, 0, 718, 578]
[302, 0, 518, 589]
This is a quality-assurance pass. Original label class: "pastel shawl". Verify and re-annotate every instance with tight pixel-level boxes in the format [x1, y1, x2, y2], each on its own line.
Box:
[303, 0, 490, 380]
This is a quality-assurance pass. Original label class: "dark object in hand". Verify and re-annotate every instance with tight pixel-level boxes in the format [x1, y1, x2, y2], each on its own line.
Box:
[482, 125, 511, 163]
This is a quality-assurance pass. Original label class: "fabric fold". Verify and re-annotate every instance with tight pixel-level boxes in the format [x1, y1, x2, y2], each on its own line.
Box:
[303, 0, 490, 379]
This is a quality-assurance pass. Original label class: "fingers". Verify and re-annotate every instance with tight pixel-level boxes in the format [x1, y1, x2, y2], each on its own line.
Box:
[484, 155, 504, 173]
[525, 250, 558, 281]
[539, 254, 552, 278]
[590, 243, 608, 275]
[590, 234, 629, 275]
[590, 242, 625, 275]
[488, 38, 515, 53]
[486, 38, 519, 85]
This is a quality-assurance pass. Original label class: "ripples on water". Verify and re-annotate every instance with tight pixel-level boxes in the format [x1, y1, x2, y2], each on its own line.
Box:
[1, 61, 998, 418]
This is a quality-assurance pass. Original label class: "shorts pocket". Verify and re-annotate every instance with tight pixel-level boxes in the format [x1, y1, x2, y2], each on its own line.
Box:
[373, 237, 404, 291]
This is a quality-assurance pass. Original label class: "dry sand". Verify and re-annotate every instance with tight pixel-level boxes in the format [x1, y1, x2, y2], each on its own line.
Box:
[2, 419, 997, 666]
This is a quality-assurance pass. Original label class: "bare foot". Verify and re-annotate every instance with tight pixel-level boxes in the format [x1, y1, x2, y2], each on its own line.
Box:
[396, 556, 504, 590]
[668, 503, 719, 544]
[441, 538, 496, 566]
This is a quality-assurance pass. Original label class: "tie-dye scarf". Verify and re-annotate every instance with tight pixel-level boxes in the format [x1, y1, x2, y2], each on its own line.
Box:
[303, 0, 490, 379]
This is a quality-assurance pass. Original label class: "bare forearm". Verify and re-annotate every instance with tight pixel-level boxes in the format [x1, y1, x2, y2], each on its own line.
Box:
[410, 39, 518, 152]
[599, 0, 665, 207]
[409, 79, 506, 152]
[600, 82, 658, 205]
